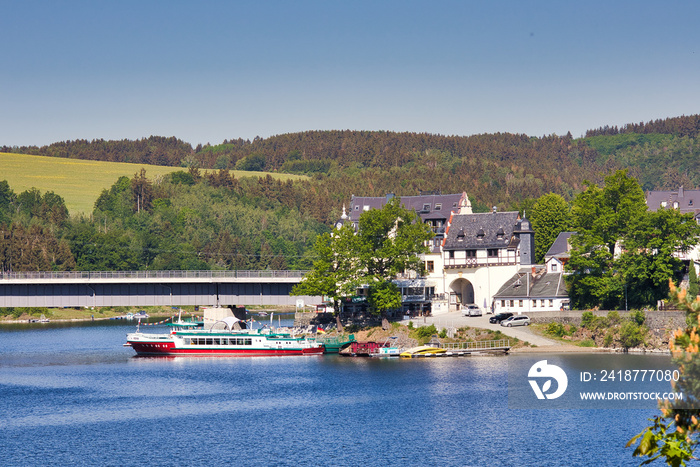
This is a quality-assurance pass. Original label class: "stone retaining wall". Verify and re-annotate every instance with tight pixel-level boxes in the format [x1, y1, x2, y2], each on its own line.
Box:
[294, 312, 335, 327]
[527, 310, 686, 333]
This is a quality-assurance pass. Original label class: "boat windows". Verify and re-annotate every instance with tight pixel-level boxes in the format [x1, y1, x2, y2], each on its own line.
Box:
[206, 338, 213, 345]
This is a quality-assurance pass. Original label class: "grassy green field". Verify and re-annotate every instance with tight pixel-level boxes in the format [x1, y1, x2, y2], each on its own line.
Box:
[0, 152, 307, 215]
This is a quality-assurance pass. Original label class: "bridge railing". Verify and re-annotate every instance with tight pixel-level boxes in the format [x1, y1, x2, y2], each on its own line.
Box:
[0, 270, 310, 281]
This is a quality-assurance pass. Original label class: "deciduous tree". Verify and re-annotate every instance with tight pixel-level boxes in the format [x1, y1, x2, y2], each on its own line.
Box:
[529, 193, 571, 263]
[292, 197, 433, 315]
[567, 170, 700, 309]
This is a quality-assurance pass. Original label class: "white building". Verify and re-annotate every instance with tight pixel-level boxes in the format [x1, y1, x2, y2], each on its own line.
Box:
[491, 231, 573, 314]
[437, 208, 535, 314]
[335, 194, 538, 317]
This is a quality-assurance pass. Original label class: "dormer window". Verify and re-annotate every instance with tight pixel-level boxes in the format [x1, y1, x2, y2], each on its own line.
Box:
[661, 201, 667, 208]
[457, 229, 465, 242]
[496, 227, 505, 240]
[476, 228, 485, 240]
[422, 203, 431, 212]
[435, 203, 442, 210]
[363, 205, 370, 211]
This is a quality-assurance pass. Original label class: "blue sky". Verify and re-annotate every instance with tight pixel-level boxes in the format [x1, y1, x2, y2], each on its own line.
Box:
[2, 0, 699, 146]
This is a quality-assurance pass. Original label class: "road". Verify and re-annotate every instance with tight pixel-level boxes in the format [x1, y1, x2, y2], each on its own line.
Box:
[403, 310, 561, 347]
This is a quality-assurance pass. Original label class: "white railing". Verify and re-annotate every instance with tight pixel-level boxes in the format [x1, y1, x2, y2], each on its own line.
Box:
[440, 339, 510, 350]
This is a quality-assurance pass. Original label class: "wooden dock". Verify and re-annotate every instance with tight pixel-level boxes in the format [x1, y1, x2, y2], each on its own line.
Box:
[401, 339, 511, 358]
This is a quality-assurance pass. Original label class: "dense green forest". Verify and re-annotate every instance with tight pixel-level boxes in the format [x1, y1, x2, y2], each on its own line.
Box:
[0, 171, 328, 272]
[1, 114, 699, 272]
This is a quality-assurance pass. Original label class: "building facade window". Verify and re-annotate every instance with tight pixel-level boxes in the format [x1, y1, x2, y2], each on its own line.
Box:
[519, 300, 523, 307]
[426, 261, 434, 273]
[487, 249, 498, 257]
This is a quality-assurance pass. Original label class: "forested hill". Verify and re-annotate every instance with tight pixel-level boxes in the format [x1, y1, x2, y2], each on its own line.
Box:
[2, 114, 700, 272]
[4, 114, 700, 212]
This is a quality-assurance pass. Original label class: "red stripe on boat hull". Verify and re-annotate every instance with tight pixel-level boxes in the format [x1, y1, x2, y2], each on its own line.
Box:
[129, 341, 324, 357]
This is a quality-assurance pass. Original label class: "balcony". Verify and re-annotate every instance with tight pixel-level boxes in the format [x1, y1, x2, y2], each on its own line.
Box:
[443, 258, 516, 269]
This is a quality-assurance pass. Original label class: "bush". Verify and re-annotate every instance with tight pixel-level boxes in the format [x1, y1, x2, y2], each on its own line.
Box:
[545, 322, 575, 338]
[439, 329, 447, 338]
[414, 324, 438, 340]
[581, 311, 595, 328]
[408, 321, 414, 330]
[579, 339, 596, 347]
[546, 322, 567, 337]
[619, 321, 646, 350]
[607, 310, 621, 325]
[603, 332, 614, 347]
[629, 310, 646, 326]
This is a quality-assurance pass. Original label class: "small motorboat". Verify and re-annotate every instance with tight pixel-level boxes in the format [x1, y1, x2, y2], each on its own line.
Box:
[399, 345, 447, 358]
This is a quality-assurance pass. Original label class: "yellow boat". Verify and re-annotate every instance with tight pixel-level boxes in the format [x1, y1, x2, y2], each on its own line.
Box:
[399, 345, 447, 357]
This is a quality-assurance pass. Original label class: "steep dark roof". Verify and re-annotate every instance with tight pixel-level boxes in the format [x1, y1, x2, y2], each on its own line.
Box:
[348, 193, 465, 223]
[545, 232, 576, 259]
[494, 268, 568, 299]
[646, 187, 700, 215]
[443, 211, 520, 250]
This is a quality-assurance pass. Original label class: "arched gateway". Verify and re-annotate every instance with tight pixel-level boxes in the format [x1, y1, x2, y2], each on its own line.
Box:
[449, 278, 474, 311]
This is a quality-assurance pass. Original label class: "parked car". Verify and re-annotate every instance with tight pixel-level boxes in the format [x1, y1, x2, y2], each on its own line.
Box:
[461, 304, 483, 317]
[501, 315, 530, 327]
[489, 312, 513, 324]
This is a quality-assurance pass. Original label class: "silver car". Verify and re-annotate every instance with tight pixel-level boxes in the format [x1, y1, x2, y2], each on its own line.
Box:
[461, 304, 483, 317]
[501, 315, 530, 327]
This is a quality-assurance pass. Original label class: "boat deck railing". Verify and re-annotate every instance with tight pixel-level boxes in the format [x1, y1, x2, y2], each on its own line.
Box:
[440, 339, 510, 350]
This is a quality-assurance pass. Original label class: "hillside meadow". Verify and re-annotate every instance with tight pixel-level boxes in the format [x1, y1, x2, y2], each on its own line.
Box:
[0, 152, 307, 215]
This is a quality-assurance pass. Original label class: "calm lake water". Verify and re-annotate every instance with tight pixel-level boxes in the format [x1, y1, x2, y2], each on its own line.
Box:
[0, 320, 672, 466]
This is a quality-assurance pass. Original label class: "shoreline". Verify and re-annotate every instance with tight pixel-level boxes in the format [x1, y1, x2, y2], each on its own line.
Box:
[510, 344, 670, 355]
[0, 314, 672, 355]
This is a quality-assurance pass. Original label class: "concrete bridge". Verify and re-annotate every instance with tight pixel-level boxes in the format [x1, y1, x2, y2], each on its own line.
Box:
[0, 270, 321, 308]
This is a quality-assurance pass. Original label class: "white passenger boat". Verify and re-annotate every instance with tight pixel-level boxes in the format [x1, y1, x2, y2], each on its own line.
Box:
[125, 315, 324, 357]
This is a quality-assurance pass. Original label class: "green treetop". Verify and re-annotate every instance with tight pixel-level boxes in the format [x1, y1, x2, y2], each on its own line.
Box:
[529, 193, 571, 264]
[567, 170, 700, 310]
[292, 197, 434, 315]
